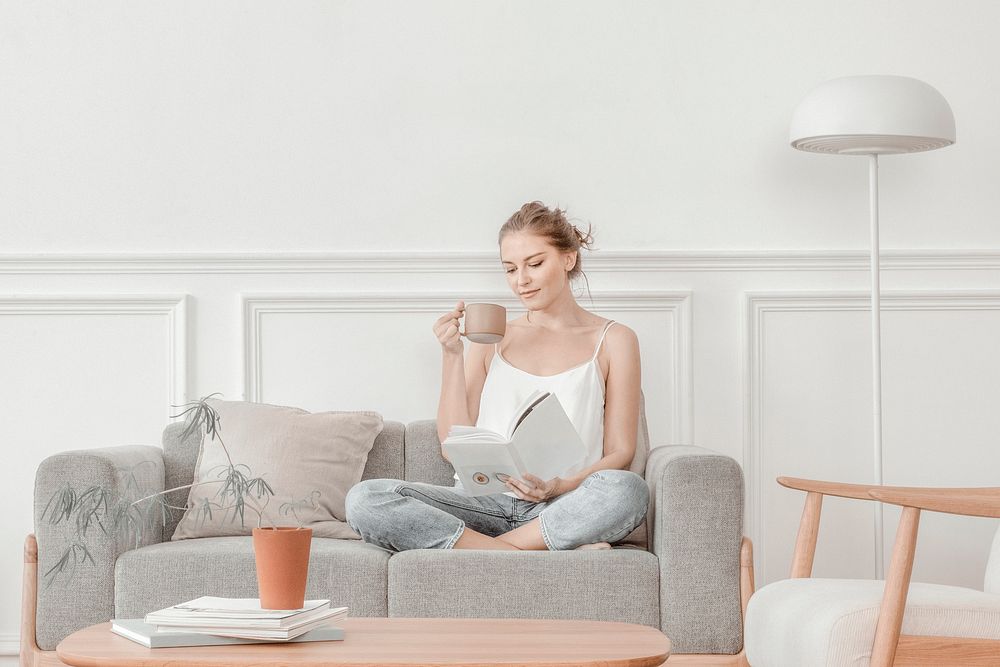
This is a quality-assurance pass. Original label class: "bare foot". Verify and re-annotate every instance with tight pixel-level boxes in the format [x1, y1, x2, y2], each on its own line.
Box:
[574, 542, 611, 551]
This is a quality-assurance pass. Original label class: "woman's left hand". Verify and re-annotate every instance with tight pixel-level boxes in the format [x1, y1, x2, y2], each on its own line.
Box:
[506, 473, 563, 502]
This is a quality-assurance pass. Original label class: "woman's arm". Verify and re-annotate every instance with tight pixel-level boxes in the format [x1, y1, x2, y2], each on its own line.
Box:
[436, 343, 490, 455]
[434, 301, 489, 453]
[558, 324, 641, 493]
[437, 350, 470, 447]
[509, 325, 642, 500]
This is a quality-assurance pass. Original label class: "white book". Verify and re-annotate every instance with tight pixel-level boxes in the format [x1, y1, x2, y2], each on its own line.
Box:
[111, 619, 344, 648]
[443, 391, 587, 496]
[154, 609, 346, 641]
[145, 597, 336, 629]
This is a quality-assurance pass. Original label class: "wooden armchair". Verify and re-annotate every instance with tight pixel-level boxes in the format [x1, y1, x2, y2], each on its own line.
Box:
[743, 477, 1000, 666]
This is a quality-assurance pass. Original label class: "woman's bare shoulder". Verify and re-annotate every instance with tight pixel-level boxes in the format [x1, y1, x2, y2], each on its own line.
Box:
[605, 321, 640, 351]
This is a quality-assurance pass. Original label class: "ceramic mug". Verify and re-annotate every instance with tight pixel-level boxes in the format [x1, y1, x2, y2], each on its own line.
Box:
[461, 303, 506, 344]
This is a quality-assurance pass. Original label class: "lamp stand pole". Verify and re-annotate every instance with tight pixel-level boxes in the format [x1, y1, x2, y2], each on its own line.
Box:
[869, 153, 885, 579]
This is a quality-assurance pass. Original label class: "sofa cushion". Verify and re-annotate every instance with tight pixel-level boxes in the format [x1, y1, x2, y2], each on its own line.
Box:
[172, 399, 384, 540]
[361, 420, 406, 481]
[745, 578, 1000, 667]
[404, 419, 456, 486]
[162, 419, 406, 540]
[387, 548, 659, 628]
[114, 537, 390, 619]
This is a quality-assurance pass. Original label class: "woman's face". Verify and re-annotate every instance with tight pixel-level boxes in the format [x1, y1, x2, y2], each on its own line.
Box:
[500, 232, 576, 307]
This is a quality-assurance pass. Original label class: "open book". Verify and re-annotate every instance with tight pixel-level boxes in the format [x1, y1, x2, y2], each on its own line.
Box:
[443, 391, 587, 496]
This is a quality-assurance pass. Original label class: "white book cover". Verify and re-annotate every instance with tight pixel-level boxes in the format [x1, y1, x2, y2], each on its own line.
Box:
[111, 619, 345, 648]
[155, 611, 346, 641]
[145, 597, 336, 629]
[442, 391, 587, 496]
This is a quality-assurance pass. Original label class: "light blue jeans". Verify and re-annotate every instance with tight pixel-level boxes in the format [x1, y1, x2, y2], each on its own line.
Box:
[345, 469, 649, 551]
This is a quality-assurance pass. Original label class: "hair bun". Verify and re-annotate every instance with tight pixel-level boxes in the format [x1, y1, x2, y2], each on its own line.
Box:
[573, 222, 594, 248]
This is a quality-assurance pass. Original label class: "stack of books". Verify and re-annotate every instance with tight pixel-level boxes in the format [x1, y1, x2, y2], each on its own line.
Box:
[111, 596, 348, 648]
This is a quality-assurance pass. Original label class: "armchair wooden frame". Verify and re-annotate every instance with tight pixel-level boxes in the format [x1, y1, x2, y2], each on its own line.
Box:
[780, 476, 1000, 667]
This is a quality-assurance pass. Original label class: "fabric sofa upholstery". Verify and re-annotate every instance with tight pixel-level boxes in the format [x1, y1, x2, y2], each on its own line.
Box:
[387, 548, 660, 626]
[114, 537, 390, 620]
[744, 578, 1000, 666]
[32, 445, 165, 651]
[32, 395, 745, 656]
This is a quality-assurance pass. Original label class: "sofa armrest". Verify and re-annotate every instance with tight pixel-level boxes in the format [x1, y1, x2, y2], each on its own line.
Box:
[33, 445, 165, 650]
[645, 445, 744, 655]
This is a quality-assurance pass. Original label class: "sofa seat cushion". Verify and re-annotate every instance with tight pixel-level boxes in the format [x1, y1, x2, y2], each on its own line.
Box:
[115, 536, 390, 619]
[744, 578, 1000, 667]
[387, 547, 659, 628]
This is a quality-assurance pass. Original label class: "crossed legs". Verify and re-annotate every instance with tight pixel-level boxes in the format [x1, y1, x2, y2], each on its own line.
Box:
[345, 470, 648, 552]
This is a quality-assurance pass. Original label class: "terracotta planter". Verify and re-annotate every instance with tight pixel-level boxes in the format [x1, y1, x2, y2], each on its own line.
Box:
[252, 526, 313, 609]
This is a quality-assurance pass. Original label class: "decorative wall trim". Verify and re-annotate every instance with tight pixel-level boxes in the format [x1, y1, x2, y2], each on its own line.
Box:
[743, 290, 1000, 578]
[0, 633, 17, 656]
[241, 291, 694, 443]
[0, 295, 190, 410]
[3, 249, 1000, 274]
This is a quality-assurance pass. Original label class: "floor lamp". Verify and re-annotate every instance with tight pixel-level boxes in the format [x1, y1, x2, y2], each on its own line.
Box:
[789, 75, 956, 578]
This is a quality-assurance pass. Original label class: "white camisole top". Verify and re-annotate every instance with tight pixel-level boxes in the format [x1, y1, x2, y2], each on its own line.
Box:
[453, 320, 618, 496]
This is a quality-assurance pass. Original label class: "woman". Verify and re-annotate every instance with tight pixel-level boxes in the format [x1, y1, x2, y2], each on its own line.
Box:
[346, 201, 648, 551]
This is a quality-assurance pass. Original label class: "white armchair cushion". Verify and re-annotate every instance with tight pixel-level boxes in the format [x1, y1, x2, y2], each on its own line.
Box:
[744, 578, 1000, 667]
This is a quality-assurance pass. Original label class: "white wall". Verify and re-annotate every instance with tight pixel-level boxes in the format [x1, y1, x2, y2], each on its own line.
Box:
[3, 1, 1000, 659]
[3, 1, 1000, 252]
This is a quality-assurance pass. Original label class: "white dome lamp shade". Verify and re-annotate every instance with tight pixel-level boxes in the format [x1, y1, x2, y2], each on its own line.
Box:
[788, 75, 955, 581]
[790, 75, 956, 155]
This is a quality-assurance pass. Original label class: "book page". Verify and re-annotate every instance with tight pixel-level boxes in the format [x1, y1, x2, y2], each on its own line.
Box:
[509, 393, 587, 481]
[152, 598, 329, 620]
[443, 425, 507, 444]
[505, 389, 550, 439]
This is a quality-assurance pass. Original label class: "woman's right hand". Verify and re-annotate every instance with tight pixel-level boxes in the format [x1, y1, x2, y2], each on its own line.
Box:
[434, 300, 466, 354]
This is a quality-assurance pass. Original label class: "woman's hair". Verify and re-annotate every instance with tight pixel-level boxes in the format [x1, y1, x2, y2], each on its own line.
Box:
[498, 202, 596, 300]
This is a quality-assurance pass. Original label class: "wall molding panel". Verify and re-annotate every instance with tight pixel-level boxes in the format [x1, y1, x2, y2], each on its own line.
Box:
[1, 294, 190, 657]
[0, 294, 190, 412]
[241, 290, 693, 443]
[4, 249, 1000, 274]
[5, 259, 1000, 652]
[743, 290, 1000, 577]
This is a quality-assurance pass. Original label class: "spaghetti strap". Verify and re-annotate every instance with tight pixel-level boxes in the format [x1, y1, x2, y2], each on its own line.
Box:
[591, 320, 617, 360]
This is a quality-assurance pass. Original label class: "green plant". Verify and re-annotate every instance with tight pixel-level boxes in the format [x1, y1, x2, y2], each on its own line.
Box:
[278, 490, 324, 527]
[40, 394, 279, 586]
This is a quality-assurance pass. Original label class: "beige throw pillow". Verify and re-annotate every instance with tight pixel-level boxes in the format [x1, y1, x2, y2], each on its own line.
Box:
[171, 399, 384, 541]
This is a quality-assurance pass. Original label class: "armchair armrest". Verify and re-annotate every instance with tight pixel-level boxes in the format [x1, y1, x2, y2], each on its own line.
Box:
[778, 477, 885, 577]
[869, 486, 1000, 518]
[781, 478, 1000, 580]
[778, 476, 883, 500]
[775, 477, 1000, 666]
[645, 445, 744, 655]
[33, 445, 165, 651]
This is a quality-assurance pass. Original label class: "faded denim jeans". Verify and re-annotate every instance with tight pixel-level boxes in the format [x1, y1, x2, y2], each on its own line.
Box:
[345, 469, 649, 551]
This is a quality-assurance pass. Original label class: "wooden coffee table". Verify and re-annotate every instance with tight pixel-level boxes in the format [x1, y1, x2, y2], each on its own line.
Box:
[56, 617, 671, 666]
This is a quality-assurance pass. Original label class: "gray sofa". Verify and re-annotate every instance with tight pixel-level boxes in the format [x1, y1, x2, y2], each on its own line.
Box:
[31, 400, 745, 658]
